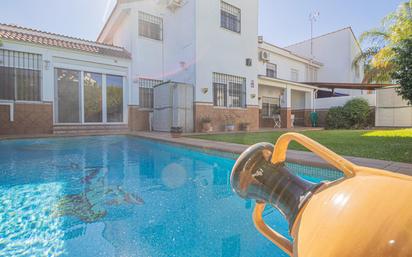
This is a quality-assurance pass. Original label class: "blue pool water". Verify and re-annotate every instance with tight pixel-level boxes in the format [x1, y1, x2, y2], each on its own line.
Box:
[0, 136, 341, 257]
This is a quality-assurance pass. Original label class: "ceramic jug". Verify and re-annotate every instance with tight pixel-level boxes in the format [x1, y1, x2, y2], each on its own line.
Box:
[230, 133, 412, 257]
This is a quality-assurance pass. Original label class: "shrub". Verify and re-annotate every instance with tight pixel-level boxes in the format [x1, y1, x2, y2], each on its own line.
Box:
[325, 107, 350, 129]
[325, 98, 372, 129]
[343, 98, 371, 129]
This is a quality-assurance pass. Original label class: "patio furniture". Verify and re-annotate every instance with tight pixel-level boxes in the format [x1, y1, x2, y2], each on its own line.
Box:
[273, 114, 281, 128]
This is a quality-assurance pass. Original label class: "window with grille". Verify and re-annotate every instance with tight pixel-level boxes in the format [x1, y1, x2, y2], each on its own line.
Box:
[261, 97, 280, 118]
[213, 73, 246, 108]
[291, 68, 299, 82]
[139, 12, 163, 41]
[138, 78, 162, 109]
[0, 49, 42, 101]
[266, 63, 277, 78]
[221, 1, 241, 33]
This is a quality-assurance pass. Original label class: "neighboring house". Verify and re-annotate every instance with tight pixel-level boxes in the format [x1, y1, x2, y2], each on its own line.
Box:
[0, 0, 373, 134]
[285, 27, 366, 96]
[257, 41, 321, 128]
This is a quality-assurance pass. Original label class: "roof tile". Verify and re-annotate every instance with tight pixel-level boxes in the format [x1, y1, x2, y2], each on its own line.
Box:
[0, 23, 131, 59]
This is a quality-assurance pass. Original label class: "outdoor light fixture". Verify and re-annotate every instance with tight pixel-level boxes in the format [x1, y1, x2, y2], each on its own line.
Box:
[201, 88, 208, 94]
[250, 94, 256, 99]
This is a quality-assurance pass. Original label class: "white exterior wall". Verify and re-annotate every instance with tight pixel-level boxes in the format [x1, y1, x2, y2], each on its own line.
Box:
[376, 87, 412, 127]
[0, 40, 131, 123]
[286, 28, 364, 96]
[195, 0, 259, 105]
[101, 0, 199, 106]
[257, 44, 320, 83]
[315, 95, 376, 110]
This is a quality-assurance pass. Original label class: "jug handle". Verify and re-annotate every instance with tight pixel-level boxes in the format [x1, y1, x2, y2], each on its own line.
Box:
[271, 132, 356, 178]
[253, 202, 293, 256]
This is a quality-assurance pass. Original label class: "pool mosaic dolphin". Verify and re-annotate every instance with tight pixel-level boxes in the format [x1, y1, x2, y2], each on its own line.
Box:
[54, 168, 144, 223]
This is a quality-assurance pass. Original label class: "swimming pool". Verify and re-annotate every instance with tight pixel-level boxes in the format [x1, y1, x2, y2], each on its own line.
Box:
[0, 136, 342, 257]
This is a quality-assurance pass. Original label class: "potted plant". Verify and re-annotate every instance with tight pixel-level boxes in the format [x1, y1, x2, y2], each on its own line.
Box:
[200, 116, 213, 132]
[224, 114, 236, 132]
[170, 126, 183, 138]
[240, 121, 251, 132]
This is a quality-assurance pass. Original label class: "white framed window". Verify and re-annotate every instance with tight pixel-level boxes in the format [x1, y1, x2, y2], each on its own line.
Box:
[221, 1, 241, 33]
[0, 49, 42, 101]
[261, 97, 280, 118]
[139, 11, 163, 41]
[266, 63, 277, 78]
[291, 68, 299, 82]
[213, 73, 246, 108]
[138, 78, 163, 109]
[306, 65, 318, 82]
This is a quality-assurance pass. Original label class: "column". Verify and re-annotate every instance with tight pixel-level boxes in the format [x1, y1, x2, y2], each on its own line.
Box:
[280, 86, 292, 129]
[304, 90, 314, 127]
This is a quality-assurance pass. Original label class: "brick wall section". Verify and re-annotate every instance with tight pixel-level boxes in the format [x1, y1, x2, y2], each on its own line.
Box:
[194, 104, 259, 132]
[0, 103, 53, 135]
[128, 106, 151, 131]
[292, 109, 312, 127]
[280, 108, 292, 129]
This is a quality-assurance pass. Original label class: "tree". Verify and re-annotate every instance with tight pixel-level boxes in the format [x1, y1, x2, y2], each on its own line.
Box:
[392, 39, 412, 105]
[354, 0, 412, 83]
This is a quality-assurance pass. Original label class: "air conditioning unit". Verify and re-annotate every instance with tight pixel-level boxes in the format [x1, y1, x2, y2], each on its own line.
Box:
[259, 51, 270, 62]
[167, 0, 183, 11]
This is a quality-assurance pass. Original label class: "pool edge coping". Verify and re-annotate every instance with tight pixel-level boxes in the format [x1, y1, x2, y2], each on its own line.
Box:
[1, 132, 411, 176]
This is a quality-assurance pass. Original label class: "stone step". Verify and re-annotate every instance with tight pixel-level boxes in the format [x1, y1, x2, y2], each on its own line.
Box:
[53, 124, 129, 135]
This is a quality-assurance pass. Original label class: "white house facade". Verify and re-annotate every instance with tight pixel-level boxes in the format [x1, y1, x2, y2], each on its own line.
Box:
[0, 0, 370, 134]
[0, 24, 132, 134]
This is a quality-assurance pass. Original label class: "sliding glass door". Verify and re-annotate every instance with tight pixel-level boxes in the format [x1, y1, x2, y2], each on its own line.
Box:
[56, 69, 81, 123]
[84, 72, 103, 123]
[107, 75, 123, 123]
[55, 68, 124, 124]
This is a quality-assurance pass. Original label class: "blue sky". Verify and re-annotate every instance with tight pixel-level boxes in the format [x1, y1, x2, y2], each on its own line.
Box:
[0, 0, 404, 47]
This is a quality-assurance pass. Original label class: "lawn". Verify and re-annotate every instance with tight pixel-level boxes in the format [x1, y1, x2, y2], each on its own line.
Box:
[188, 129, 412, 163]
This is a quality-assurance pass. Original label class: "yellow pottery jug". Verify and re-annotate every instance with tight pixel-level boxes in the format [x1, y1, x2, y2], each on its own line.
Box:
[230, 133, 412, 257]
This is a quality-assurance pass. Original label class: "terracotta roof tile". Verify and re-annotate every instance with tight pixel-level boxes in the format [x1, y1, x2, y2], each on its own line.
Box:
[0, 23, 131, 59]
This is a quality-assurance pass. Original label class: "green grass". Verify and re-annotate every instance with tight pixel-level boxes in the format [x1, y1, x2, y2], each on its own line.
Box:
[188, 129, 412, 163]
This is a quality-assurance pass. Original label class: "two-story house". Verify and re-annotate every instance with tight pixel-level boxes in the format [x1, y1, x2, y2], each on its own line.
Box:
[0, 0, 366, 134]
[98, 0, 260, 132]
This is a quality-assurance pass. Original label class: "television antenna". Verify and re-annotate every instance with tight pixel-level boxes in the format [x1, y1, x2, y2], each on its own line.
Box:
[309, 11, 320, 58]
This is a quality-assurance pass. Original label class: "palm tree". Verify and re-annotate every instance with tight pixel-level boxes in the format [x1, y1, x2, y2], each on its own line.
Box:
[354, 0, 412, 83]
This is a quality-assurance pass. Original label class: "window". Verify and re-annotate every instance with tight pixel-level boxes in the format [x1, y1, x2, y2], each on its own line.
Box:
[291, 69, 299, 82]
[221, 1, 241, 33]
[213, 73, 246, 108]
[139, 11, 163, 41]
[138, 78, 162, 109]
[0, 49, 42, 101]
[56, 68, 81, 123]
[266, 63, 277, 78]
[306, 65, 318, 82]
[107, 75, 123, 122]
[84, 72, 103, 123]
[261, 97, 280, 118]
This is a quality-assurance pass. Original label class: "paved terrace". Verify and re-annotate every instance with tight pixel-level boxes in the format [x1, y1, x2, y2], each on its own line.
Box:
[1, 131, 411, 176]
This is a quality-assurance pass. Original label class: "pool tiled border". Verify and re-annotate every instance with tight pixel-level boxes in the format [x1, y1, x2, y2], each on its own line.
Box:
[1, 132, 411, 176]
